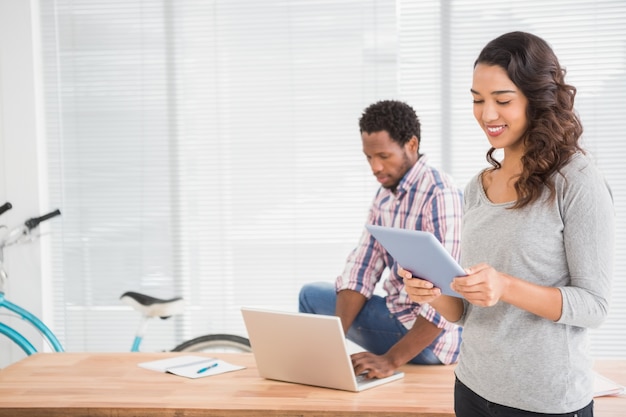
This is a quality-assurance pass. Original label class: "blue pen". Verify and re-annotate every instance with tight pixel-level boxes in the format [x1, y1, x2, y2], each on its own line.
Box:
[197, 362, 219, 374]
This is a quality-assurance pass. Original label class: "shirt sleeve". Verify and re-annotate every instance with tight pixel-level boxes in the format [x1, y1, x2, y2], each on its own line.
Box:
[556, 162, 615, 328]
[421, 186, 463, 263]
[452, 177, 479, 326]
[335, 202, 385, 298]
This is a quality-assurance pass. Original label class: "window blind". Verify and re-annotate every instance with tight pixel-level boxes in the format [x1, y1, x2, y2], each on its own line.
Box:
[40, 0, 626, 357]
[398, 0, 626, 357]
[40, 0, 394, 352]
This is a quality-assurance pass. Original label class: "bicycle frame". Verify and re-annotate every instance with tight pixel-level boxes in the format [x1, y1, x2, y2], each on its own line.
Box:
[0, 204, 250, 357]
[0, 292, 64, 355]
[130, 315, 151, 352]
[0, 204, 64, 356]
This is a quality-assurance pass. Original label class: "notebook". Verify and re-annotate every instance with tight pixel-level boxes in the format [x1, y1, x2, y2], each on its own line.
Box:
[366, 224, 465, 298]
[240, 307, 404, 392]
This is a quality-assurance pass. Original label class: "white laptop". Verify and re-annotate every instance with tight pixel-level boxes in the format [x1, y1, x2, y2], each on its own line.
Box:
[240, 307, 404, 392]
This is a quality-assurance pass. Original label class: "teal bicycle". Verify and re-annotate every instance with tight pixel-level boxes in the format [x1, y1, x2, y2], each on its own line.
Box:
[0, 202, 250, 357]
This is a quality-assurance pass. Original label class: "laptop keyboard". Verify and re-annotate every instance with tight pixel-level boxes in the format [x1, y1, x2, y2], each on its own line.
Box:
[356, 374, 369, 383]
[356, 373, 378, 387]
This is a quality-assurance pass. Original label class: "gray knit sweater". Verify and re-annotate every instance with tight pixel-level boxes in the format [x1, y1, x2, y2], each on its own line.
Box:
[455, 153, 614, 413]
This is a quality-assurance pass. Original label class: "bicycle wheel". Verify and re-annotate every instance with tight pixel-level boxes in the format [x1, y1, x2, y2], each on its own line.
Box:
[172, 334, 252, 353]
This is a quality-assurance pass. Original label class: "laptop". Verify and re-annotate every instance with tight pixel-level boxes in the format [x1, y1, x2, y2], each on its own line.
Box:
[365, 224, 465, 298]
[240, 307, 404, 392]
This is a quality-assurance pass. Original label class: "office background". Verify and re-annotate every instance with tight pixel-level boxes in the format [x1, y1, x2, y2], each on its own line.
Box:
[1, 0, 625, 367]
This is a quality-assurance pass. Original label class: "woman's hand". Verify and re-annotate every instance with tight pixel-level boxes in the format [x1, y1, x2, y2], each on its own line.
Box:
[399, 266, 466, 322]
[399, 266, 442, 304]
[452, 263, 509, 307]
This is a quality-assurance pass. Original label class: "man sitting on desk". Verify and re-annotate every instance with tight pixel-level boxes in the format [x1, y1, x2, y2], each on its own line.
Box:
[299, 100, 463, 378]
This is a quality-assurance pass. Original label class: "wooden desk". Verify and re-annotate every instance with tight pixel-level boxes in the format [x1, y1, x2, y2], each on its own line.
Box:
[0, 352, 624, 417]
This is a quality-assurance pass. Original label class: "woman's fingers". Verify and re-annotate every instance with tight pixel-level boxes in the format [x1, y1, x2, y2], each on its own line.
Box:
[403, 275, 441, 303]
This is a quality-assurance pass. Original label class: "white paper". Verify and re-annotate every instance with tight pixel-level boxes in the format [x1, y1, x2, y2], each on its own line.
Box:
[138, 355, 245, 379]
[593, 372, 625, 397]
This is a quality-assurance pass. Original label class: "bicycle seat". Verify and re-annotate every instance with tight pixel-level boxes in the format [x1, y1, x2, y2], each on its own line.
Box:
[120, 291, 185, 319]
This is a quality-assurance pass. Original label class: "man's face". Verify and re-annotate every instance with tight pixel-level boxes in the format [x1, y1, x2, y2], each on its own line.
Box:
[362, 130, 418, 190]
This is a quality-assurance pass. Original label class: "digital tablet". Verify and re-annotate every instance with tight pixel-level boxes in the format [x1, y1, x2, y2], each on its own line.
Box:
[366, 224, 465, 298]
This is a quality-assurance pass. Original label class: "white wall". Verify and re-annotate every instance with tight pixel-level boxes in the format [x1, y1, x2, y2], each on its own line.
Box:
[0, 0, 50, 367]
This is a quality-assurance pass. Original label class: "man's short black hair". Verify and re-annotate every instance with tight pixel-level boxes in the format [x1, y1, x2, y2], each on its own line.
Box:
[359, 100, 421, 148]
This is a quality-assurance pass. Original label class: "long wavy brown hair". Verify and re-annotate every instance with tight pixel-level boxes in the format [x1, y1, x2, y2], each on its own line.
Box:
[475, 31, 584, 209]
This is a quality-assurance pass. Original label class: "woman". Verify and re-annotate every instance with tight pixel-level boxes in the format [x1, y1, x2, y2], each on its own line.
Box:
[402, 31, 614, 416]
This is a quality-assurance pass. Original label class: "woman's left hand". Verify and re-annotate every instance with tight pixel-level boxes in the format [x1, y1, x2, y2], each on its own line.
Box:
[452, 263, 510, 307]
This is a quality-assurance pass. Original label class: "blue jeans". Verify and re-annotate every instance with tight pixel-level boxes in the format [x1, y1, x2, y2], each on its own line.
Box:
[298, 281, 441, 365]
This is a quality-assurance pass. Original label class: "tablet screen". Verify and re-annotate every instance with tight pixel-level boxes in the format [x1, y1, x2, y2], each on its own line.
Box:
[366, 224, 465, 298]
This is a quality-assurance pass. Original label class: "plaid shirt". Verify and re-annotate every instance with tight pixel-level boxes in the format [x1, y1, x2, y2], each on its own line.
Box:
[336, 155, 463, 364]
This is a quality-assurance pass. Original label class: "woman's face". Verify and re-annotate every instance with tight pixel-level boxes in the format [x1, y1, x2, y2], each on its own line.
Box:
[471, 64, 529, 152]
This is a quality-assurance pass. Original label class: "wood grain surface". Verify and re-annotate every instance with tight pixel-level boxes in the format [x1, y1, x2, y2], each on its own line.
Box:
[0, 352, 624, 417]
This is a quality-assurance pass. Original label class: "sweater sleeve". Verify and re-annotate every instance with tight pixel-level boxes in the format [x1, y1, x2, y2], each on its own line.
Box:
[556, 158, 615, 328]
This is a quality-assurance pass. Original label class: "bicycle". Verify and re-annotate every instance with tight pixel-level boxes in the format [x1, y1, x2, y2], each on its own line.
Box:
[119, 291, 251, 353]
[0, 201, 251, 359]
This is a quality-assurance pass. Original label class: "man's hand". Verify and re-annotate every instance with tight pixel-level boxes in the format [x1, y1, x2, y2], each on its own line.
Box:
[349, 315, 443, 379]
[350, 351, 396, 379]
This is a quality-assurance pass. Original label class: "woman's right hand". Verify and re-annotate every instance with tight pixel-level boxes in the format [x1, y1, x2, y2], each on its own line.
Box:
[398, 266, 443, 304]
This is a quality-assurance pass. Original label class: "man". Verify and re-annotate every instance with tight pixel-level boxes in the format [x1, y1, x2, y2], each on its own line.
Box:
[299, 100, 463, 378]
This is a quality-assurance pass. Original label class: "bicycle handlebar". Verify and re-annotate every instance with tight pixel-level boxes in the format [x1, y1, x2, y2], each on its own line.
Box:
[0, 202, 12, 216]
[24, 209, 62, 230]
